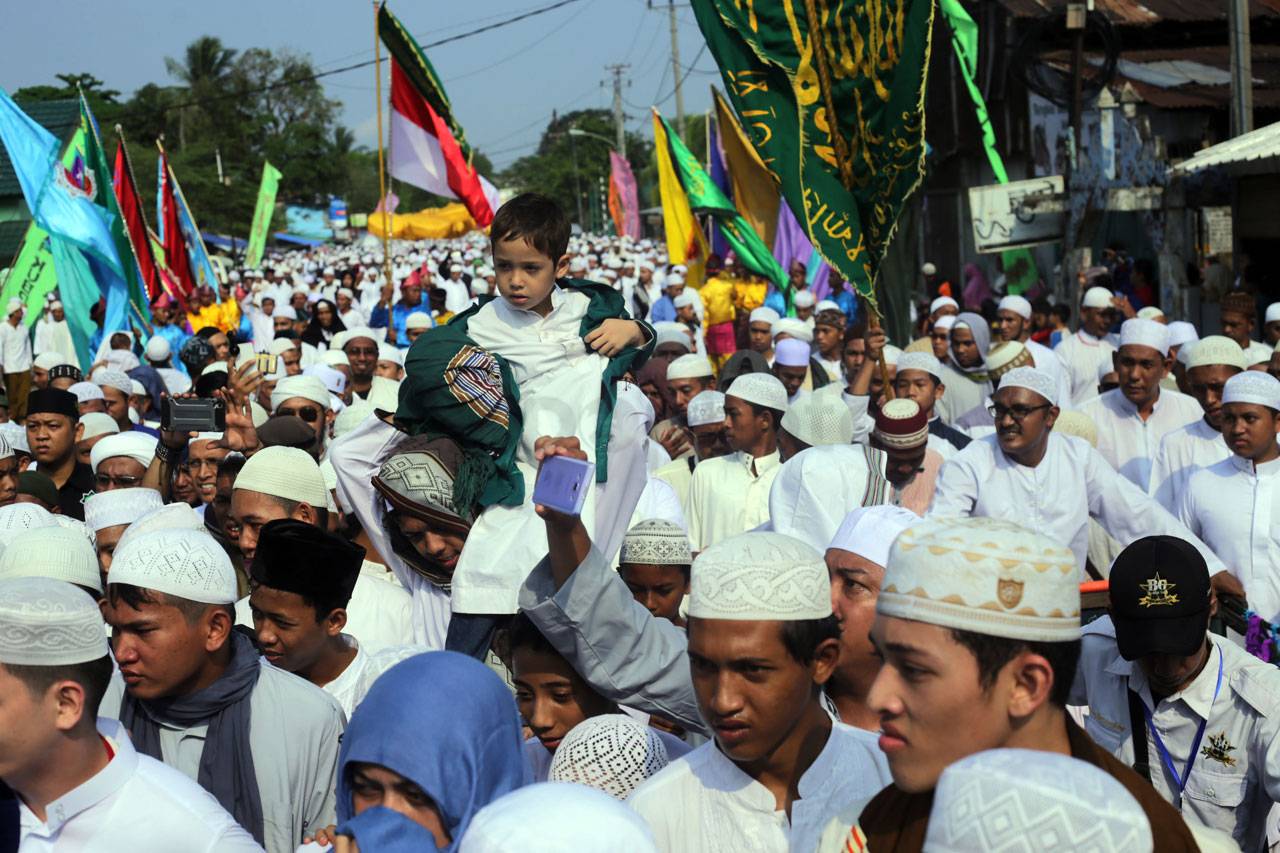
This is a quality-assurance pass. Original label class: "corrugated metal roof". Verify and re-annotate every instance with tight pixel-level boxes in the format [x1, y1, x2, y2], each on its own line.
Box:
[999, 0, 1280, 23]
[1172, 120, 1280, 174]
[0, 99, 80, 199]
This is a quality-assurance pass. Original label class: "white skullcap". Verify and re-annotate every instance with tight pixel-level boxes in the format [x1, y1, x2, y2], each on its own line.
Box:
[725, 372, 788, 412]
[686, 390, 726, 427]
[781, 393, 855, 447]
[1082, 286, 1115, 309]
[997, 295, 1032, 319]
[233, 445, 328, 506]
[189, 431, 223, 447]
[0, 526, 102, 594]
[337, 287, 355, 299]
[1136, 305, 1165, 321]
[50, 514, 94, 547]
[922, 262, 938, 276]
[998, 366, 1058, 406]
[0, 503, 54, 545]
[333, 399, 376, 438]
[271, 375, 331, 412]
[768, 445, 878, 553]
[34, 351, 68, 370]
[320, 349, 350, 368]
[933, 314, 957, 332]
[144, 337, 170, 362]
[925, 749, 1152, 853]
[114, 502, 206, 554]
[815, 299, 841, 314]
[772, 317, 813, 343]
[1054, 410, 1098, 447]
[0, 577, 109, 665]
[109, 528, 237, 605]
[930, 296, 958, 315]
[672, 292, 696, 309]
[548, 715, 671, 800]
[621, 519, 691, 566]
[827, 505, 918, 569]
[749, 306, 780, 326]
[665, 274, 684, 287]
[774, 338, 811, 368]
[1118, 318, 1169, 355]
[68, 381, 104, 403]
[266, 338, 296, 357]
[92, 369, 133, 396]
[792, 290, 816, 308]
[666, 354, 714, 381]
[879, 516, 1079, 642]
[83, 487, 164, 532]
[130, 379, 146, 395]
[343, 326, 382, 346]
[690, 532, 830, 620]
[1166, 320, 1199, 349]
[0, 422, 25, 455]
[304, 364, 346, 397]
[1186, 335, 1247, 371]
[1266, 303, 1280, 325]
[883, 345, 903, 367]
[654, 324, 691, 351]
[378, 343, 404, 366]
[274, 304, 297, 321]
[459, 783, 658, 853]
[0, 431, 16, 463]
[896, 351, 943, 380]
[201, 361, 227, 377]
[1223, 371, 1280, 411]
[89, 432, 157, 474]
[405, 312, 433, 331]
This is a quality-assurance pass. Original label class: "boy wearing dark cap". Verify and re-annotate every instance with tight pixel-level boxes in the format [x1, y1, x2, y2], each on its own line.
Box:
[1069, 535, 1280, 850]
[25, 389, 92, 519]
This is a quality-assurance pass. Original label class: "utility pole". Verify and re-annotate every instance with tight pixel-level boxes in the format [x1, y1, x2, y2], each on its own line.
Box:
[1229, 0, 1254, 137]
[606, 63, 629, 155]
[667, 0, 686, 141]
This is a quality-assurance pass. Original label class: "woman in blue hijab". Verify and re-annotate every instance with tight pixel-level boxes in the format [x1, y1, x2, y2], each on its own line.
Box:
[334, 651, 526, 852]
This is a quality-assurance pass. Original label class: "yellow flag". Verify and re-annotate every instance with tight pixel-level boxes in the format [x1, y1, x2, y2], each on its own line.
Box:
[652, 110, 707, 289]
[712, 88, 779, 249]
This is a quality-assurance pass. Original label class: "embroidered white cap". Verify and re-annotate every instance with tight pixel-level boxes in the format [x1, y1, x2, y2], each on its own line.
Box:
[998, 366, 1059, 407]
[109, 528, 237, 605]
[686, 390, 726, 427]
[689, 531, 830, 621]
[0, 577, 108, 665]
[0, 526, 103, 594]
[780, 393, 855, 447]
[1223, 370, 1280, 411]
[1185, 335, 1247, 371]
[724, 372, 788, 412]
[83, 487, 165, 533]
[620, 519, 691, 567]
[666, 354, 714, 381]
[548, 714, 671, 801]
[1118, 318, 1170, 355]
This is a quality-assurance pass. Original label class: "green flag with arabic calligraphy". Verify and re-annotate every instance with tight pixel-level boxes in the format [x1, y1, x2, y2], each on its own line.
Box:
[691, 0, 934, 313]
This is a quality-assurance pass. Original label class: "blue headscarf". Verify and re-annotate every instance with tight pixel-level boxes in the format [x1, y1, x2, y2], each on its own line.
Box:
[336, 651, 525, 852]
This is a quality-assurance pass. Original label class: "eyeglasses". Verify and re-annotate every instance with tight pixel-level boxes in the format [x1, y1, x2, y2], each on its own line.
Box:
[345, 346, 377, 356]
[276, 406, 321, 423]
[987, 403, 1052, 422]
[95, 473, 142, 489]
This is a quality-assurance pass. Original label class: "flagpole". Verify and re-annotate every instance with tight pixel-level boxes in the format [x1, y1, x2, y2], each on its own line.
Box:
[155, 139, 218, 285]
[118, 127, 180, 308]
[374, 1, 394, 289]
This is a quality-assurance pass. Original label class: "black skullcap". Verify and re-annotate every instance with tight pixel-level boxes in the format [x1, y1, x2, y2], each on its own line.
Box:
[26, 388, 79, 420]
[17, 471, 58, 508]
[47, 364, 82, 384]
[250, 518, 364, 608]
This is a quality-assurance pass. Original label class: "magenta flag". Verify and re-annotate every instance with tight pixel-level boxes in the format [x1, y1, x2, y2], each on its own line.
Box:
[608, 151, 641, 239]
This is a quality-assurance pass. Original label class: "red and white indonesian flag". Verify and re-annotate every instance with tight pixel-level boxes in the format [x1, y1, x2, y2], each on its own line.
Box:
[389, 60, 499, 227]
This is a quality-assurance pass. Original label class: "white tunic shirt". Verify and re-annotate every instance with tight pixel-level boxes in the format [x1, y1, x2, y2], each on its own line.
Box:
[1179, 454, 1280, 622]
[1081, 388, 1202, 491]
[1149, 418, 1229, 512]
[18, 718, 263, 852]
[686, 450, 781, 551]
[933, 363, 989, 427]
[627, 722, 890, 853]
[33, 318, 75, 363]
[1244, 339, 1273, 367]
[0, 319, 32, 373]
[1071, 618, 1280, 851]
[1054, 329, 1117, 407]
[929, 432, 1226, 578]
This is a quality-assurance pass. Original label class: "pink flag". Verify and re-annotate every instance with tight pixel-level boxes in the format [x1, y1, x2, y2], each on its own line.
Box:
[608, 151, 641, 239]
[374, 191, 400, 214]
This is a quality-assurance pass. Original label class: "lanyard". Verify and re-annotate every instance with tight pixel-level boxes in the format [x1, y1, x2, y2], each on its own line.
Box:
[1140, 646, 1224, 801]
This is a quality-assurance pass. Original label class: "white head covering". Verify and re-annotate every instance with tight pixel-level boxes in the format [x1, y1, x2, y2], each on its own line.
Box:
[997, 366, 1058, 406]
[320, 350, 350, 368]
[0, 503, 54, 545]
[930, 296, 959, 315]
[34, 351, 69, 370]
[689, 531, 830, 621]
[0, 526, 102, 594]
[1118, 318, 1170, 355]
[1166, 320, 1199, 349]
[1223, 371, 1280, 410]
[114, 502, 206, 553]
[879, 516, 1079, 642]
[1082, 286, 1114, 309]
[377, 343, 404, 366]
[792, 290, 816, 308]
[654, 324, 691, 351]
[672, 292, 696, 309]
[233, 445, 329, 507]
[827, 505, 919, 569]
[88, 432, 158, 474]
[270, 375, 331, 412]
[68, 381, 104, 403]
[666, 354, 714, 381]
[771, 318, 813, 343]
[109, 528, 237, 605]
[922, 262, 938, 276]
[773, 338, 811, 368]
[997, 295, 1032, 319]
[0, 422, 25, 455]
[768, 445, 879, 554]
[267, 337, 296, 357]
[896, 351, 943, 381]
[933, 315, 957, 332]
[780, 393, 855, 447]
[405, 312, 432, 331]
[724, 372, 788, 412]
[547, 715, 671, 800]
[749, 306, 780, 326]
[620, 519, 691, 566]
[686, 390, 726, 427]
[92, 368, 133, 396]
[924, 749, 1152, 853]
[1136, 305, 1165, 321]
[0, 577, 109, 665]
[1186, 335, 1247, 371]
[78, 412, 120, 442]
[458, 783, 658, 853]
[83, 487, 165, 532]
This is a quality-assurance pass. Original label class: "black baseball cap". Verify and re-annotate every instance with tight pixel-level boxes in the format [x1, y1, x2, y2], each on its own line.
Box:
[1109, 536, 1211, 660]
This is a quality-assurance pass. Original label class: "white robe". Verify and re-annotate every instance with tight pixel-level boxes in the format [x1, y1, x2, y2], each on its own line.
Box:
[33, 318, 76, 363]
[685, 450, 781, 551]
[1149, 418, 1229, 512]
[1054, 328, 1117, 407]
[1080, 388, 1203, 491]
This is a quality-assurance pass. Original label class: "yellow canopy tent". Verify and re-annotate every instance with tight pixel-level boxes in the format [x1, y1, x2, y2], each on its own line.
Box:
[367, 203, 481, 240]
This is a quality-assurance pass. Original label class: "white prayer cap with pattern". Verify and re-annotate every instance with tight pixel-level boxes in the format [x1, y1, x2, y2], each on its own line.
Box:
[1118, 318, 1169, 355]
[460, 783, 658, 853]
[79, 411, 120, 441]
[985, 341, 1032, 379]
[1223, 371, 1280, 411]
[51, 515, 95, 546]
[621, 519, 691, 566]
[233, 445, 328, 507]
[0, 503, 55, 543]
[897, 352, 943, 381]
[998, 366, 1058, 407]
[1166, 320, 1199, 349]
[924, 749, 1151, 853]
[774, 338, 811, 368]
[68, 381, 104, 403]
[930, 296, 958, 314]
[749, 306, 780, 326]
[781, 393, 855, 447]
[271, 375, 331, 412]
[548, 714, 671, 800]
[0, 526, 102, 594]
[666, 354, 714, 381]
[0, 577, 108, 665]
[89, 431, 157, 474]
[0, 422, 25, 454]
[686, 390, 726, 427]
[114, 502, 205, 553]
[378, 344, 404, 366]
[1082, 286, 1114, 308]
[724, 372, 788, 412]
[109, 528, 237, 605]
[793, 290, 816, 308]
[1185, 335, 1247, 371]
[878, 516, 1079, 642]
[828, 505, 919, 569]
[997, 295, 1032, 319]
[771, 318, 813, 343]
[690, 531, 831, 621]
[83, 487, 164, 533]
[92, 368, 133, 396]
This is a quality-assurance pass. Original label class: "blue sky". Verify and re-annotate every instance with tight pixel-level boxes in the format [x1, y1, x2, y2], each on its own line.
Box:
[0, 0, 720, 170]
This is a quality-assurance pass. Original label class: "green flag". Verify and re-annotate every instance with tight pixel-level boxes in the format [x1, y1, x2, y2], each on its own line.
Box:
[691, 0, 933, 315]
[1, 222, 57, 327]
[657, 113, 787, 294]
[246, 161, 282, 269]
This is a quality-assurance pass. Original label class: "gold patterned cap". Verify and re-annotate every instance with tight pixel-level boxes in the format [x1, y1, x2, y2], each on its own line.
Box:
[877, 516, 1080, 642]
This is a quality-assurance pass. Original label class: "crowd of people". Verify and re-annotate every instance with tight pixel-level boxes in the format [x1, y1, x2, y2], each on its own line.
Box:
[3, 190, 1280, 852]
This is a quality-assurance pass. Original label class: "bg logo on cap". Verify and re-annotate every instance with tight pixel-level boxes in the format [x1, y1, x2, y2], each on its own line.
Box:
[1138, 573, 1179, 608]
